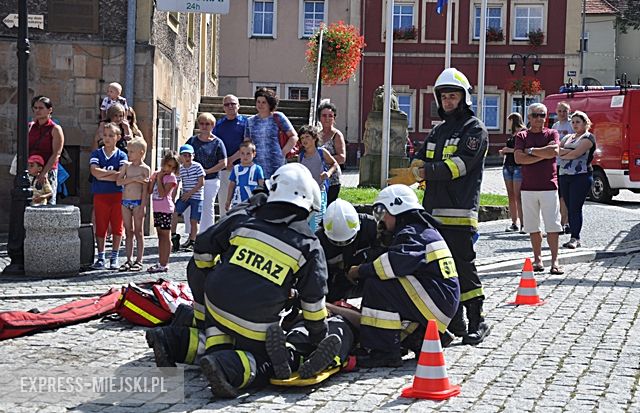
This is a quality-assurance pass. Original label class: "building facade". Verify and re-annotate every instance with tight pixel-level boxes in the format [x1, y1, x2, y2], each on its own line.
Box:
[360, 0, 582, 155]
[217, 0, 362, 152]
[0, 0, 219, 230]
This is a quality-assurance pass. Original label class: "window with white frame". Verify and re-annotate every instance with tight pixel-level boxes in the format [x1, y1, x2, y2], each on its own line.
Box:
[581, 31, 589, 52]
[252, 0, 275, 37]
[287, 86, 310, 100]
[511, 95, 540, 116]
[393, 2, 415, 30]
[513, 5, 543, 39]
[473, 5, 502, 39]
[397, 93, 414, 129]
[301, 1, 325, 37]
[471, 95, 500, 129]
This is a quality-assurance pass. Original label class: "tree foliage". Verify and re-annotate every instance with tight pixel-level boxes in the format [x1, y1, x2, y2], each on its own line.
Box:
[616, 0, 640, 33]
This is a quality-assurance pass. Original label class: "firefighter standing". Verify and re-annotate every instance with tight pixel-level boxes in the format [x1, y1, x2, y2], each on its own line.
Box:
[146, 163, 329, 398]
[346, 185, 460, 367]
[316, 199, 384, 302]
[413, 67, 490, 345]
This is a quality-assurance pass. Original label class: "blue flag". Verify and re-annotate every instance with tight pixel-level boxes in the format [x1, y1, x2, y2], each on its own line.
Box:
[436, 0, 447, 14]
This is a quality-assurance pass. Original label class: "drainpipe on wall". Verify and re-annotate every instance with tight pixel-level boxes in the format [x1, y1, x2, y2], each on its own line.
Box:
[579, 0, 586, 81]
[125, 0, 137, 106]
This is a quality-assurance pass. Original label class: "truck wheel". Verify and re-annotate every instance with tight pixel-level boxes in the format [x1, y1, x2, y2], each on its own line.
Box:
[590, 170, 613, 203]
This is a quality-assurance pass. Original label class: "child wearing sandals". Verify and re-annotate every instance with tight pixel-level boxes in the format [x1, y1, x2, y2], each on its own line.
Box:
[147, 152, 180, 273]
[116, 138, 150, 272]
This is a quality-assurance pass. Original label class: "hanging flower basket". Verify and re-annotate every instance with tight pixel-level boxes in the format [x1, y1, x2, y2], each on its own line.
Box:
[508, 76, 542, 95]
[528, 29, 544, 46]
[486, 27, 504, 42]
[305, 21, 366, 86]
[393, 26, 417, 40]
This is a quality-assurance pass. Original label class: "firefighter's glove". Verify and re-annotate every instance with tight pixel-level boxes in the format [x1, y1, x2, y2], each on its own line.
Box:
[388, 159, 424, 185]
[346, 266, 360, 285]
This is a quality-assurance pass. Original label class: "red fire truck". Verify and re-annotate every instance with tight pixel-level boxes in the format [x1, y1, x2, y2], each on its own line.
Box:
[543, 85, 640, 202]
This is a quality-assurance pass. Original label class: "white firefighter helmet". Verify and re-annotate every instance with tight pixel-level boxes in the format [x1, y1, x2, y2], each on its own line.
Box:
[323, 199, 360, 244]
[267, 163, 321, 212]
[433, 67, 473, 108]
[373, 184, 423, 219]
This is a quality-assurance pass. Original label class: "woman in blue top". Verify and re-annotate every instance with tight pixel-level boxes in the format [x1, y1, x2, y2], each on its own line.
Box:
[298, 125, 338, 232]
[558, 111, 596, 249]
[244, 88, 298, 178]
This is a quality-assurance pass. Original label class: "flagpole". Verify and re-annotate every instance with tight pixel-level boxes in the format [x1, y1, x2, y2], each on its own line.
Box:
[381, 0, 394, 188]
[445, 0, 452, 68]
[476, 0, 488, 121]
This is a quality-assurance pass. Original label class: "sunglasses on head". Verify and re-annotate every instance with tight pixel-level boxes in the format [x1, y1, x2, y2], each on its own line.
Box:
[530, 113, 546, 119]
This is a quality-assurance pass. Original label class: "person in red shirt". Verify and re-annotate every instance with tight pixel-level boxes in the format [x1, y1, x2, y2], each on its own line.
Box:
[514, 103, 564, 275]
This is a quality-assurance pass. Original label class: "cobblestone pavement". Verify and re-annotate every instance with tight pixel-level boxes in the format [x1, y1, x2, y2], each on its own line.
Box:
[1, 231, 640, 412]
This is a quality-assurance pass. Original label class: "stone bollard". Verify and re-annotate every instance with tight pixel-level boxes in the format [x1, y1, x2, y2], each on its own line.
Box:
[24, 205, 81, 277]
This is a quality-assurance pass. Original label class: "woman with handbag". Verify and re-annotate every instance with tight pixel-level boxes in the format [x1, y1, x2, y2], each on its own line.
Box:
[29, 96, 65, 205]
[244, 88, 298, 178]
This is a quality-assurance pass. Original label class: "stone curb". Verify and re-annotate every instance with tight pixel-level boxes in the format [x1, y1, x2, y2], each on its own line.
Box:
[477, 244, 640, 274]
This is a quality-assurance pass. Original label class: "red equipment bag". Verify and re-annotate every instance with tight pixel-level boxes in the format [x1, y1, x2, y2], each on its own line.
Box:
[274, 112, 299, 159]
[116, 279, 193, 327]
[0, 288, 121, 341]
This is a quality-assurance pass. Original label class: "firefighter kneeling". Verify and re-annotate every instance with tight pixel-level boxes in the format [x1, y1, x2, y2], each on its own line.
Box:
[347, 184, 460, 367]
[146, 163, 330, 398]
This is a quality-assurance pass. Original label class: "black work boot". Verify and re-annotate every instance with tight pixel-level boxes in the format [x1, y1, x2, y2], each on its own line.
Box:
[462, 300, 491, 345]
[298, 334, 342, 379]
[171, 233, 181, 253]
[357, 349, 403, 368]
[170, 303, 194, 328]
[146, 328, 177, 367]
[440, 330, 455, 348]
[200, 354, 240, 398]
[265, 324, 292, 379]
[449, 305, 467, 337]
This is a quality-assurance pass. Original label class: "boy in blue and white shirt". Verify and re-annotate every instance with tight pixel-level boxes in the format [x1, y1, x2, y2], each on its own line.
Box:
[224, 141, 265, 211]
[171, 144, 205, 251]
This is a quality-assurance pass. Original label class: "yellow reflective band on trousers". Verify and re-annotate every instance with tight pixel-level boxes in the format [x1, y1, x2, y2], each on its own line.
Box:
[361, 307, 402, 330]
[185, 328, 200, 364]
[432, 208, 478, 229]
[460, 287, 485, 302]
[235, 350, 252, 389]
[373, 253, 396, 280]
[398, 276, 450, 333]
[205, 326, 234, 350]
[205, 295, 273, 341]
[122, 300, 163, 325]
[301, 298, 328, 321]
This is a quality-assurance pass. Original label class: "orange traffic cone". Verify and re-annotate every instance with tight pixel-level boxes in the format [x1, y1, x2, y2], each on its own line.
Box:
[509, 258, 546, 306]
[401, 319, 460, 400]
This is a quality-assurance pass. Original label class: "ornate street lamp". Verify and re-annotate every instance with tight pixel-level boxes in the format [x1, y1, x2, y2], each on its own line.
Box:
[508, 53, 541, 116]
[3, 1, 33, 276]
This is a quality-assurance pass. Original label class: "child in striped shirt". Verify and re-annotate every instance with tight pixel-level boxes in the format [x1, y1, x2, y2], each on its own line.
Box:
[170, 144, 205, 251]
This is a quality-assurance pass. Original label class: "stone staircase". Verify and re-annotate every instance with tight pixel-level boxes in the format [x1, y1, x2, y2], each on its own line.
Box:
[197, 96, 312, 132]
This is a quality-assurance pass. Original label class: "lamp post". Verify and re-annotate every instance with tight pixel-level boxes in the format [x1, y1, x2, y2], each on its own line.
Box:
[508, 53, 541, 116]
[3, 1, 32, 276]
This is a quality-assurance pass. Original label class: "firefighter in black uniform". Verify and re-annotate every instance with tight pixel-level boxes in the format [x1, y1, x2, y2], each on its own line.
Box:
[413, 67, 490, 345]
[316, 199, 384, 302]
[147, 163, 329, 398]
[346, 184, 460, 367]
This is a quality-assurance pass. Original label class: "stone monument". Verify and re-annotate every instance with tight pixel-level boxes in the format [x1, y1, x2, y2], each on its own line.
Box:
[359, 86, 410, 187]
[24, 205, 81, 277]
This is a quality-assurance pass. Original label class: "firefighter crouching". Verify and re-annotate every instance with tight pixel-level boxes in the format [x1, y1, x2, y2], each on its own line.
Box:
[346, 184, 460, 367]
[413, 67, 491, 345]
[316, 199, 384, 302]
[146, 163, 329, 398]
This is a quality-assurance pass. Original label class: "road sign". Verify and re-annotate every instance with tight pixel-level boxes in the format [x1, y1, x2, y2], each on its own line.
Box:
[3, 14, 45, 30]
[567, 70, 577, 76]
[156, 0, 230, 14]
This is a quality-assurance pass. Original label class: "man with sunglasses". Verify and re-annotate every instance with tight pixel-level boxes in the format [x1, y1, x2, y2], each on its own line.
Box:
[514, 103, 563, 275]
[316, 199, 384, 302]
[214, 95, 248, 218]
